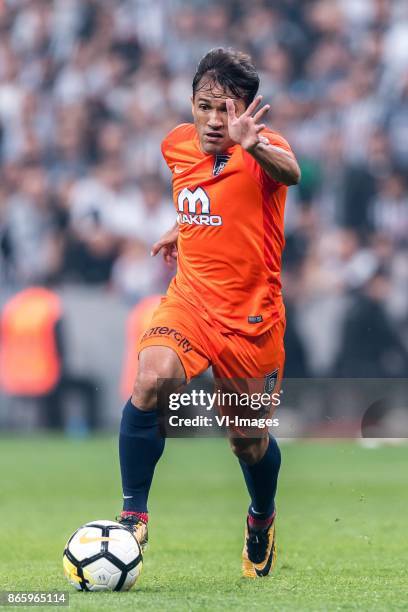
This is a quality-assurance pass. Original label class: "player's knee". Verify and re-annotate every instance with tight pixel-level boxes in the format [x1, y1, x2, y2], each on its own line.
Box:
[229, 436, 268, 465]
[132, 369, 160, 410]
[132, 347, 185, 411]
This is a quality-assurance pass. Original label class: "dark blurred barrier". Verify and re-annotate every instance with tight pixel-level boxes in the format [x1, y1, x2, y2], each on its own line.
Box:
[120, 294, 162, 400]
[0, 286, 101, 432]
[0, 285, 129, 433]
[1, 285, 407, 436]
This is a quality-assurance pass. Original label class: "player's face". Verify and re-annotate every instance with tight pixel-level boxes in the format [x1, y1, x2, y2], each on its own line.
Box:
[191, 81, 246, 154]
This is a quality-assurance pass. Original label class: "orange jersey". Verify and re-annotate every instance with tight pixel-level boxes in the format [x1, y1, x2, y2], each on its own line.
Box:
[161, 123, 294, 336]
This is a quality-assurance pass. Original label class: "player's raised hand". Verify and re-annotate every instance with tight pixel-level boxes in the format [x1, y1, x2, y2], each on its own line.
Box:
[226, 95, 270, 152]
[151, 222, 179, 265]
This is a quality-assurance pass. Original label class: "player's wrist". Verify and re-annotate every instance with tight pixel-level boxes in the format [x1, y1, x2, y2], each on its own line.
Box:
[245, 140, 264, 155]
[245, 135, 270, 154]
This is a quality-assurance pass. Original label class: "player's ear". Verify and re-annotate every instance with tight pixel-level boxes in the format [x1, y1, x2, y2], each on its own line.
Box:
[191, 95, 196, 119]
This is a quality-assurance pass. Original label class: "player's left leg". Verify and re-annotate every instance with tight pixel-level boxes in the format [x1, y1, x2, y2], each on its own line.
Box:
[230, 434, 280, 578]
[213, 318, 285, 577]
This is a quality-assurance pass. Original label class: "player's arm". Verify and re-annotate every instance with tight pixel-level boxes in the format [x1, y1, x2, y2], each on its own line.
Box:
[226, 95, 301, 186]
[245, 138, 301, 186]
[151, 222, 179, 265]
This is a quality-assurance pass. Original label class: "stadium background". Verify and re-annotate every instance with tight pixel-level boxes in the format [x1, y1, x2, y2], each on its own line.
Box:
[0, 2, 407, 609]
[0, 0, 407, 431]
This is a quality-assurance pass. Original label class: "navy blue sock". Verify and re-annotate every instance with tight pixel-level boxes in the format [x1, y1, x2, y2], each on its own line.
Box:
[239, 435, 281, 521]
[119, 398, 165, 513]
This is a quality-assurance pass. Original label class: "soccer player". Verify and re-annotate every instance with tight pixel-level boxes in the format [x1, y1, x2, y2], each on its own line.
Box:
[118, 48, 300, 578]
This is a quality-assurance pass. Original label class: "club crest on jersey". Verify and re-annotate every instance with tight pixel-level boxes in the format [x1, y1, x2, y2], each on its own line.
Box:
[213, 154, 231, 176]
[177, 187, 222, 226]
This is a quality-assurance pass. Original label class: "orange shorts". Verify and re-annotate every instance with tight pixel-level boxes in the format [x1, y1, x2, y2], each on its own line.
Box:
[138, 294, 285, 389]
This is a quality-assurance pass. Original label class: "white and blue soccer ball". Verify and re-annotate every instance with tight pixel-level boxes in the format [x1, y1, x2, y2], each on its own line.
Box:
[63, 520, 142, 592]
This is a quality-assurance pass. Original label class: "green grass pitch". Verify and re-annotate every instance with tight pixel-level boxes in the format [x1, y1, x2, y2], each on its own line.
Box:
[0, 437, 407, 611]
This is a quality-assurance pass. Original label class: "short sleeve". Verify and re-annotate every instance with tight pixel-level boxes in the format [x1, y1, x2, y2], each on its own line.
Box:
[161, 133, 173, 170]
[161, 123, 196, 174]
[261, 130, 294, 157]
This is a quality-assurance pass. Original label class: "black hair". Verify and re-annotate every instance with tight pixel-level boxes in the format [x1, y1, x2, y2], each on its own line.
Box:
[192, 48, 260, 106]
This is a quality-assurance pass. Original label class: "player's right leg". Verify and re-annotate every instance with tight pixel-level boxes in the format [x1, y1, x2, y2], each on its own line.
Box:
[118, 345, 185, 550]
[117, 296, 211, 551]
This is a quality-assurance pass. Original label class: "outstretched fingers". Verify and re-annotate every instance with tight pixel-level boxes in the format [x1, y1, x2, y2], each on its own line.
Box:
[253, 103, 270, 123]
[226, 98, 237, 121]
[255, 124, 266, 133]
[244, 94, 263, 117]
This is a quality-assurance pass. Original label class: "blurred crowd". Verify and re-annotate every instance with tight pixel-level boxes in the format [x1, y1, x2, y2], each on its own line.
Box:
[0, 0, 407, 377]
